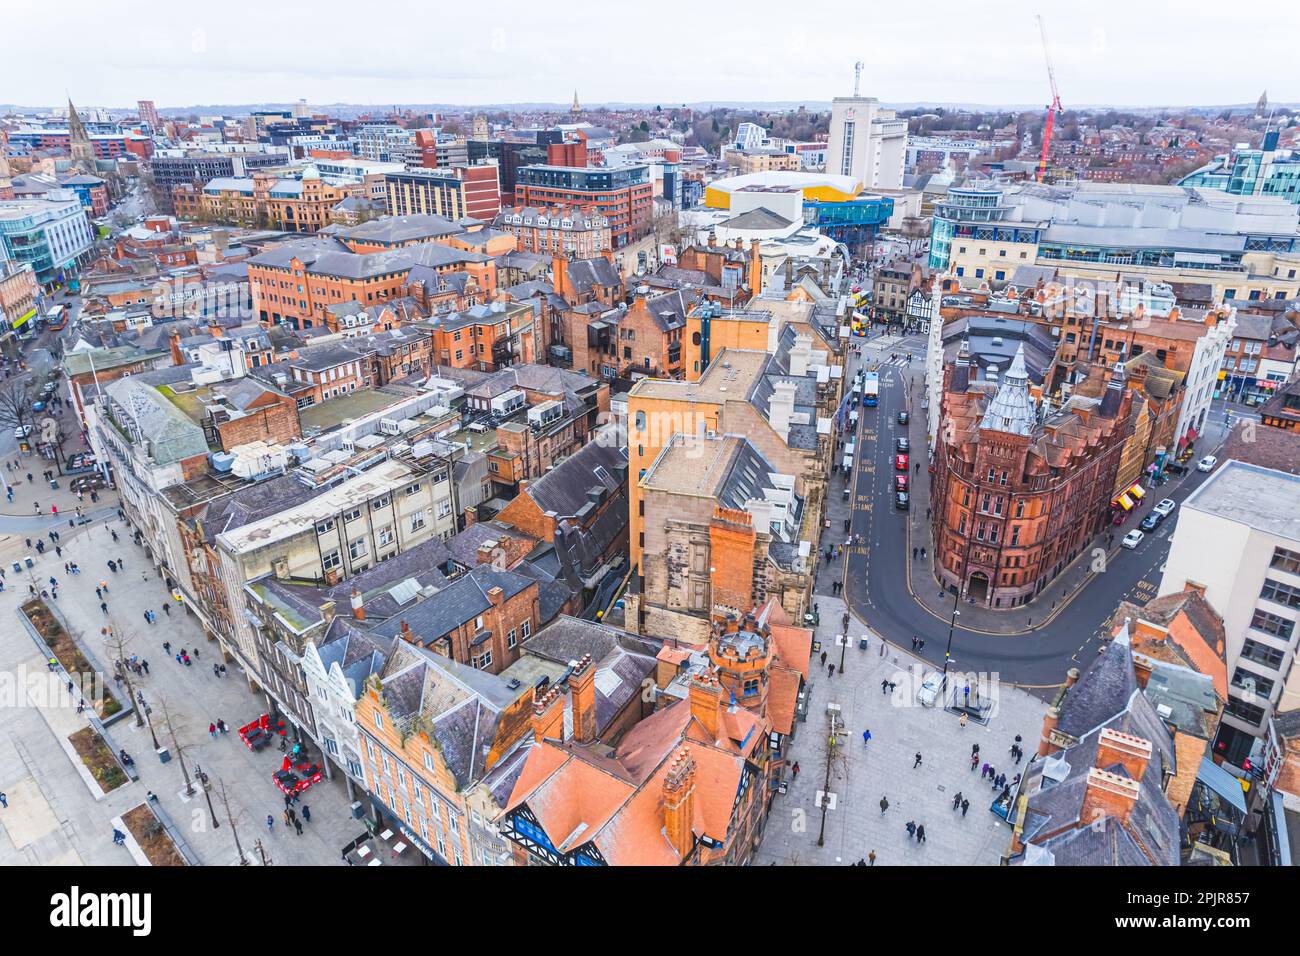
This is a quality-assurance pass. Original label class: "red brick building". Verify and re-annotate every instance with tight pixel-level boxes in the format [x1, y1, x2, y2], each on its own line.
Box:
[930, 343, 1135, 608]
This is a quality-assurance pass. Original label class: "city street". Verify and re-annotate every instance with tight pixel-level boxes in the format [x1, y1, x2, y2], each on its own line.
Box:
[0, 503, 362, 866]
[832, 329, 1234, 694]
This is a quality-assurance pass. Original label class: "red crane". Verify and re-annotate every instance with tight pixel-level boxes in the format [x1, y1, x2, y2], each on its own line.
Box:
[1035, 15, 1062, 183]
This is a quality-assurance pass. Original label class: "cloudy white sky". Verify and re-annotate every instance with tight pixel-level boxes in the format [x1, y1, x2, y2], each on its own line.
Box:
[7, 0, 1297, 110]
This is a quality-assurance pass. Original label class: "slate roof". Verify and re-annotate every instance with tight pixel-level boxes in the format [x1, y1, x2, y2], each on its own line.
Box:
[105, 377, 209, 465]
[376, 641, 528, 791]
[566, 256, 621, 295]
[372, 565, 535, 645]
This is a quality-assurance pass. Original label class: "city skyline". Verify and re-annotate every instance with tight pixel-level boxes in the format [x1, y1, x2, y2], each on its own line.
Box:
[8, 0, 1299, 110]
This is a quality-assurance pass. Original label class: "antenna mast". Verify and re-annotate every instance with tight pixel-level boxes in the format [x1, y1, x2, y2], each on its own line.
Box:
[853, 61, 864, 97]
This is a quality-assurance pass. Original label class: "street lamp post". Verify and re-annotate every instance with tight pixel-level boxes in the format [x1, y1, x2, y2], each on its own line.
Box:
[941, 605, 960, 691]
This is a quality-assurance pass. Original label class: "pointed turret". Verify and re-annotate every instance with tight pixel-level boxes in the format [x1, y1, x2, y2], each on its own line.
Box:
[978, 343, 1036, 437]
[1099, 360, 1127, 419]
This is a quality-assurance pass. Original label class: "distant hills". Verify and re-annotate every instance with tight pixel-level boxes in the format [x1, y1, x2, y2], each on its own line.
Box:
[3, 100, 1296, 117]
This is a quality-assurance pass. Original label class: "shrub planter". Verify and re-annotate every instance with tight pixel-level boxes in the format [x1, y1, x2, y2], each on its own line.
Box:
[68, 726, 129, 794]
[121, 804, 188, 867]
[18, 599, 126, 721]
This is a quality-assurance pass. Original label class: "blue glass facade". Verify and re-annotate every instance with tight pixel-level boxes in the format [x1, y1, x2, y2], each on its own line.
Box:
[803, 195, 893, 246]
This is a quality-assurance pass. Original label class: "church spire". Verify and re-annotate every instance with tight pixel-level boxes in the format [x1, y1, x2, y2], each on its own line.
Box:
[571, 90, 581, 116]
[66, 98, 95, 173]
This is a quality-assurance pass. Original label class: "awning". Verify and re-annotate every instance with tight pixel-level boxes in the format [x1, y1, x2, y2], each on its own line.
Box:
[1198, 757, 1247, 816]
[1185, 427, 1198, 443]
[1130, 483, 1146, 501]
[1115, 493, 1134, 511]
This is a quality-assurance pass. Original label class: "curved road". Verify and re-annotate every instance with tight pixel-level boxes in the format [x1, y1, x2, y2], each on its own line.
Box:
[839, 340, 1221, 698]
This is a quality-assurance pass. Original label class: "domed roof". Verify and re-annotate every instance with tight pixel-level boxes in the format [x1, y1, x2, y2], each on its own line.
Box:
[302, 164, 320, 180]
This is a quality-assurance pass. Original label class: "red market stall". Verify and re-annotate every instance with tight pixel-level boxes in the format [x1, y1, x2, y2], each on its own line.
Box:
[274, 748, 323, 796]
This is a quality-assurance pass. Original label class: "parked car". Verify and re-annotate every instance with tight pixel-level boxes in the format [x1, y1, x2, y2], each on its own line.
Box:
[895, 453, 909, 472]
[895, 475, 909, 492]
[1152, 498, 1177, 518]
[1197, 455, 1218, 472]
[895, 491, 910, 510]
[916, 672, 943, 707]
[1122, 529, 1145, 549]
[1139, 512, 1164, 532]
[12, 425, 31, 438]
[1166, 461, 1189, 476]
[898, 411, 909, 426]
[896, 436, 910, 453]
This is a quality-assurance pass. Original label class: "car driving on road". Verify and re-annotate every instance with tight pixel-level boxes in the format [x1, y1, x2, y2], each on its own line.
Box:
[1197, 455, 1218, 472]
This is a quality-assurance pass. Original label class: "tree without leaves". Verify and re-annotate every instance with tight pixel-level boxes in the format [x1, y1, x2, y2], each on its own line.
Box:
[0, 380, 35, 435]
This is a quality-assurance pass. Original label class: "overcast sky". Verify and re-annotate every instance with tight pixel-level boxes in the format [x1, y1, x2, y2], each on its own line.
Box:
[7, 0, 1297, 110]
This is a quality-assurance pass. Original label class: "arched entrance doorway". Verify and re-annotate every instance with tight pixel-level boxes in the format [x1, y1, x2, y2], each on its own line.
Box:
[966, 571, 990, 605]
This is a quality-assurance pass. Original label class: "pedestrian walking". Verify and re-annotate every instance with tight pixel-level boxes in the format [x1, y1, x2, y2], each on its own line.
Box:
[283, 809, 292, 826]
[142, 610, 150, 625]
[911, 636, 918, 650]
[862, 729, 872, 745]
[879, 796, 889, 815]
[819, 651, 827, 668]
[953, 791, 963, 811]
[912, 547, 918, 560]
[791, 761, 800, 780]
[163, 641, 171, 654]
[881, 678, 890, 694]
[867, 850, 876, 866]
[209, 723, 217, 738]
[267, 815, 274, 832]
[959, 712, 968, 729]
[0, 791, 7, 808]
[141, 660, 149, 675]
[293, 819, 303, 836]
[981, 762, 990, 778]
[162, 603, 171, 616]
[217, 719, 227, 734]
[284, 794, 292, 809]
[961, 799, 970, 817]
[916, 824, 926, 844]
[100, 601, 107, 614]
[972, 743, 980, 756]
[302, 805, 311, 823]
[828, 663, 836, 678]
[905, 820, 916, 839]
[913, 751, 923, 768]
[917, 639, 925, 652]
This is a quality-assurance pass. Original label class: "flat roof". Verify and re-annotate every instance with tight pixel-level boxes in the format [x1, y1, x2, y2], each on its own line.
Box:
[628, 348, 768, 403]
[1183, 459, 1300, 543]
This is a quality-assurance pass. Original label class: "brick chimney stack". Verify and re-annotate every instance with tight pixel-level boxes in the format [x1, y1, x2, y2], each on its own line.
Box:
[487, 585, 504, 607]
[531, 684, 564, 742]
[568, 654, 597, 744]
[1095, 728, 1153, 783]
[662, 747, 697, 860]
[169, 328, 183, 366]
[1079, 767, 1142, 829]
[1038, 705, 1061, 757]
[688, 673, 722, 740]
[350, 587, 365, 621]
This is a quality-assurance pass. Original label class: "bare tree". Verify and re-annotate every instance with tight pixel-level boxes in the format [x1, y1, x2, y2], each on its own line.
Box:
[0, 380, 35, 440]
[216, 776, 248, 865]
[157, 697, 196, 797]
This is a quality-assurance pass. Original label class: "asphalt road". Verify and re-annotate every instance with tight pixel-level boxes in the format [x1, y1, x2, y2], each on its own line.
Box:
[839, 336, 1224, 697]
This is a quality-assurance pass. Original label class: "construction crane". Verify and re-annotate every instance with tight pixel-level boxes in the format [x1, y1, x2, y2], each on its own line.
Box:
[1035, 15, 1062, 183]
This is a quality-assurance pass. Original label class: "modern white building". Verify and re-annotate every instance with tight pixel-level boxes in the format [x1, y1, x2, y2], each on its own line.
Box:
[0, 193, 94, 287]
[1159, 460, 1300, 767]
[1173, 307, 1237, 448]
[825, 96, 908, 191]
